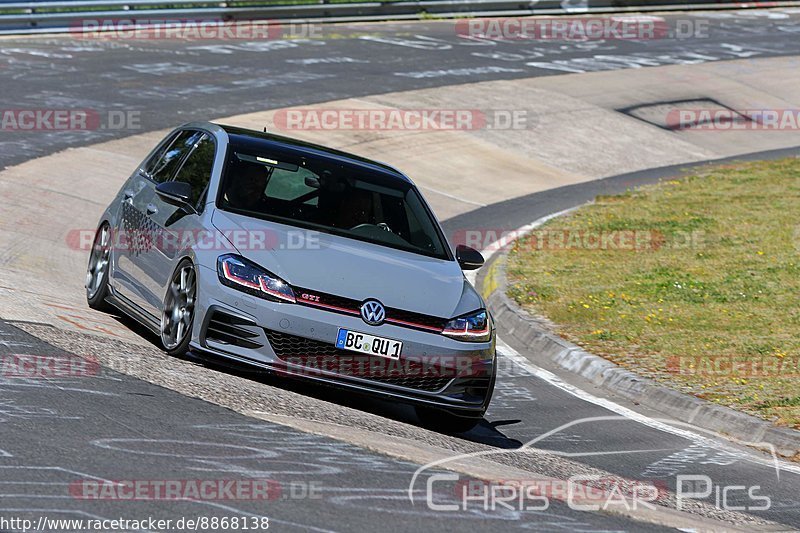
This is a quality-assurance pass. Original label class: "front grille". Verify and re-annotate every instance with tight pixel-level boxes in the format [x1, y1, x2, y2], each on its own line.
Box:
[293, 286, 447, 333]
[204, 311, 263, 349]
[264, 329, 454, 393]
[386, 308, 445, 331]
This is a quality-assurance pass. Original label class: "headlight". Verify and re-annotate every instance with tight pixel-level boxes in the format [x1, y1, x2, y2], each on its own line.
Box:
[217, 254, 295, 303]
[442, 309, 493, 342]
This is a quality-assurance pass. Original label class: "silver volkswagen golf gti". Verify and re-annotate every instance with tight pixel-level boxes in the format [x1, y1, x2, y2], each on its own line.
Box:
[86, 122, 496, 432]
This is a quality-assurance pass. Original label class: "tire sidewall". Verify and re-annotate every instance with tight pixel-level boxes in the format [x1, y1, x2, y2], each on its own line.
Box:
[162, 259, 196, 358]
[86, 223, 111, 310]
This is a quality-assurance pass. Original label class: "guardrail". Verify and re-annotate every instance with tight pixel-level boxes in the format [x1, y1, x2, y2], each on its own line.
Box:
[2, 0, 800, 34]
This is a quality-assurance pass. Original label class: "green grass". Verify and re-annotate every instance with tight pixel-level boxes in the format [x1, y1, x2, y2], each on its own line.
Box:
[506, 158, 800, 430]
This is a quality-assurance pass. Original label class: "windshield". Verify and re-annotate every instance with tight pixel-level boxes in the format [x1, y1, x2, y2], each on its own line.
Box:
[217, 147, 450, 260]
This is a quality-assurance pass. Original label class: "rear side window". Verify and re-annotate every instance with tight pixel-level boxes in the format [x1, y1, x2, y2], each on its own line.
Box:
[173, 133, 216, 209]
[146, 130, 204, 183]
[141, 133, 176, 178]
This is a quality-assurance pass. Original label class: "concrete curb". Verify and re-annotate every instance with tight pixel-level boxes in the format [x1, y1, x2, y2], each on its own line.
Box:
[483, 252, 800, 460]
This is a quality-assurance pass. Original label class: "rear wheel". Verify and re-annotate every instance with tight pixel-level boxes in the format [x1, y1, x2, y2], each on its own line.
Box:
[85, 223, 112, 311]
[415, 406, 481, 434]
[161, 260, 196, 357]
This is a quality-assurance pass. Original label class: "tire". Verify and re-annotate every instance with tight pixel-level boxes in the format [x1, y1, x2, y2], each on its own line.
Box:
[85, 223, 112, 311]
[415, 406, 481, 434]
[160, 260, 196, 357]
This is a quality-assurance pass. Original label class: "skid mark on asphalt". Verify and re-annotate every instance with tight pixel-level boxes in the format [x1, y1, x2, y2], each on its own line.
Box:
[0, 467, 123, 530]
[641, 445, 741, 478]
[0, 398, 81, 424]
[73, 428, 616, 530]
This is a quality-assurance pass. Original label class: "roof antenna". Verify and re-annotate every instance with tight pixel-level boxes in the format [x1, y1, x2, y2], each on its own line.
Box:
[263, 126, 268, 133]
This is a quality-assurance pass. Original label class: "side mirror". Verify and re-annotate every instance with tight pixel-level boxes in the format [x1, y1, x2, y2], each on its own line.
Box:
[456, 244, 484, 271]
[156, 181, 194, 209]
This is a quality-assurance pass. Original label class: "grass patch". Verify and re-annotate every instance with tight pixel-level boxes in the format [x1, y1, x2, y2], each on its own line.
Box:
[506, 157, 800, 429]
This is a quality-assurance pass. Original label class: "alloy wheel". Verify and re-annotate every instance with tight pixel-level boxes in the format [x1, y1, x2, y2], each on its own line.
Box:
[161, 263, 196, 350]
[85, 225, 111, 300]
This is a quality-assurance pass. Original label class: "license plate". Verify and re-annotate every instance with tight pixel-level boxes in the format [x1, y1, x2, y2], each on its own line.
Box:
[335, 328, 402, 359]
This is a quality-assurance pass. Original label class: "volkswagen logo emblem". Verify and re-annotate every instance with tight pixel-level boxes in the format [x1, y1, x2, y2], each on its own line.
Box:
[360, 299, 386, 326]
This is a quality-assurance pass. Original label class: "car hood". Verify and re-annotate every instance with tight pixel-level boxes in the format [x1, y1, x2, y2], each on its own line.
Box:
[211, 209, 476, 318]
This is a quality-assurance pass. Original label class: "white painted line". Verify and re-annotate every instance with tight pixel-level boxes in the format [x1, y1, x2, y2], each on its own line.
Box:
[465, 206, 579, 286]
[0, 340, 34, 348]
[497, 339, 712, 441]
[418, 185, 487, 207]
[477, 208, 800, 476]
[496, 337, 800, 476]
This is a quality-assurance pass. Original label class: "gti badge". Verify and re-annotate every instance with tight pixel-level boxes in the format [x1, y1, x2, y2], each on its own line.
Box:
[360, 299, 386, 326]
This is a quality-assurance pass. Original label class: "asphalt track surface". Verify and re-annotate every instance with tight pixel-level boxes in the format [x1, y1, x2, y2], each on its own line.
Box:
[2, 9, 800, 169]
[0, 321, 671, 532]
[2, 9, 800, 532]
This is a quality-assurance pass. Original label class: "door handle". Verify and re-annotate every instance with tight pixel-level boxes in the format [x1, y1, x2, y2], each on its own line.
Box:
[146, 203, 158, 215]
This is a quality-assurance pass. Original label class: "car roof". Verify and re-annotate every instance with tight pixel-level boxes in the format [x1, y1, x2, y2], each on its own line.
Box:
[214, 123, 412, 184]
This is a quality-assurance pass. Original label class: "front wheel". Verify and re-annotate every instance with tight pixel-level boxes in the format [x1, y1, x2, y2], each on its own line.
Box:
[86, 223, 112, 311]
[415, 406, 481, 434]
[161, 260, 196, 357]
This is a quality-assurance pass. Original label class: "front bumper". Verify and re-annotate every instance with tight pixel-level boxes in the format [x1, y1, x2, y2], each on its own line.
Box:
[191, 265, 496, 416]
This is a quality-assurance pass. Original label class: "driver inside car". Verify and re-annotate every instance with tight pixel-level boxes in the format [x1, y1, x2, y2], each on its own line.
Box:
[224, 163, 270, 211]
[334, 188, 375, 229]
